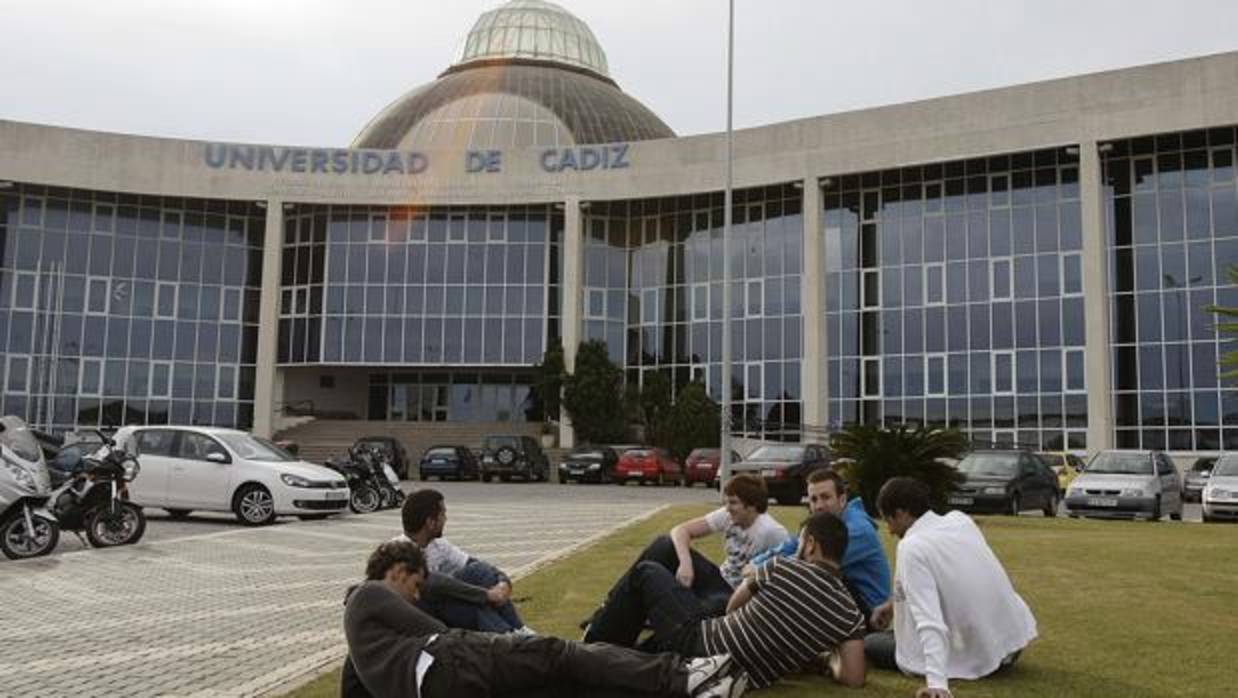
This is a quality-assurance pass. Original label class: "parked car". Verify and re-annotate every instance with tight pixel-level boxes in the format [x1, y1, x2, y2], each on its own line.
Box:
[418, 445, 480, 481]
[480, 435, 549, 482]
[613, 448, 684, 486]
[1038, 452, 1086, 492]
[115, 426, 350, 525]
[558, 445, 619, 484]
[1064, 450, 1184, 521]
[353, 436, 412, 480]
[1202, 454, 1238, 522]
[727, 443, 830, 505]
[683, 448, 742, 487]
[1184, 456, 1218, 503]
[949, 450, 1060, 516]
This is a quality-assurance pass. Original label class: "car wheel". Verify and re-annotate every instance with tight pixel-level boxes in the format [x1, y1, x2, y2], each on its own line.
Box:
[1150, 497, 1162, 522]
[1043, 493, 1059, 518]
[1170, 500, 1183, 522]
[1008, 494, 1021, 516]
[233, 485, 277, 526]
[500, 474, 511, 483]
[165, 509, 193, 520]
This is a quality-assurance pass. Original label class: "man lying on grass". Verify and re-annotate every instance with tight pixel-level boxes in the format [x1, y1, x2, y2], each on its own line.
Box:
[584, 511, 868, 691]
[866, 477, 1038, 698]
[397, 488, 533, 635]
[743, 468, 891, 628]
[343, 540, 750, 698]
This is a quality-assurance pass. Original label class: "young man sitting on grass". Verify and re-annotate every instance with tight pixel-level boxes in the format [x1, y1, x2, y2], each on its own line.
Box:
[586, 473, 787, 630]
[396, 488, 533, 634]
[583, 511, 868, 691]
[343, 540, 750, 698]
[743, 468, 891, 626]
[866, 477, 1038, 698]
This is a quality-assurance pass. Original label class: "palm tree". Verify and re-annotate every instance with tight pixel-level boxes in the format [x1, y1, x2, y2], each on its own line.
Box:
[830, 424, 968, 516]
[1207, 265, 1238, 382]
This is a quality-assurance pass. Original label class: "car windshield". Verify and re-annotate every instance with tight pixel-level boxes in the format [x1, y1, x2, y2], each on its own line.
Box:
[1191, 458, 1217, 472]
[690, 449, 720, 458]
[1038, 454, 1065, 467]
[625, 449, 651, 458]
[0, 416, 42, 463]
[1086, 452, 1153, 475]
[485, 436, 520, 449]
[1212, 456, 1238, 477]
[958, 454, 1020, 477]
[217, 434, 296, 462]
[747, 445, 805, 461]
[571, 449, 606, 459]
[426, 448, 455, 458]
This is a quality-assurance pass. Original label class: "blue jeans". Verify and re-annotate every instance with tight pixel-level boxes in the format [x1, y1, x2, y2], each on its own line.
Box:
[424, 560, 524, 632]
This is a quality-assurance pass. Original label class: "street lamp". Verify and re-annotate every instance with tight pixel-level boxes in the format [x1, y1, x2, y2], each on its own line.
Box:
[719, 0, 736, 486]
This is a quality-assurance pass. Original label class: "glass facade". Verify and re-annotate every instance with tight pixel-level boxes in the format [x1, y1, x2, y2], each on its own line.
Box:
[1105, 128, 1238, 451]
[583, 186, 804, 439]
[280, 204, 561, 369]
[826, 149, 1089, 450]
[367, 371, 535, 423]
[0, 184, 265, 432]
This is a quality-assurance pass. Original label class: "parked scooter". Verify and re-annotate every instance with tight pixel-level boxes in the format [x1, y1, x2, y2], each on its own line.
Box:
[324, 449, 384, 515]
[0, 416, 59, 560]
[365, 445, 406, 509]
[47, 431, 146, 548]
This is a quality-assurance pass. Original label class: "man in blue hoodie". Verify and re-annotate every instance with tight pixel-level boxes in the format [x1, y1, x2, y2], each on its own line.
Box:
[744, 468, 890, 624]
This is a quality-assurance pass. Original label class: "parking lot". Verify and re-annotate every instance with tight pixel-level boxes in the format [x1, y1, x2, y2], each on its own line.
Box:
[0, 482, 716, 697]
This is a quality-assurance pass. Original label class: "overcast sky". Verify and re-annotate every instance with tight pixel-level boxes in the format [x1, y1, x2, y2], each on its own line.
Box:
[4, 0, 1237, 147]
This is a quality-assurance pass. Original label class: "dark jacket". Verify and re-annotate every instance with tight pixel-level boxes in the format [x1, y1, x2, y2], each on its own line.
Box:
[342, 581, 447, 698]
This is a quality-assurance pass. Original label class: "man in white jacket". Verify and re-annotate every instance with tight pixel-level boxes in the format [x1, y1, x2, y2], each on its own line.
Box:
[865, 477, 1037, 698]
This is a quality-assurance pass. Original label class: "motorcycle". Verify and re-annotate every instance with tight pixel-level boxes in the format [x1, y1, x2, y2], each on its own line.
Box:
[365, 444, 406, 510]
[0, 416, 60, 560]
[47, 431, 146, 548]
[324, 443, 404, 514]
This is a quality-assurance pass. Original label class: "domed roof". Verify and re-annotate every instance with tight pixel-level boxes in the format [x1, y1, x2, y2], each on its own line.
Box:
[457, 0, 609, 79]
[352, 1, 673, 149]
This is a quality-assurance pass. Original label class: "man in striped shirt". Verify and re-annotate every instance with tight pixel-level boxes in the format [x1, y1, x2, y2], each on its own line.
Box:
[585, 511, 868, 690]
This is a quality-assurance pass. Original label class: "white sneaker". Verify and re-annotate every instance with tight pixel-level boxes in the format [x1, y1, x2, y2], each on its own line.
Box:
[692, 669, 749, 698]
[510, 625, 537, 636]
[685, 654, 733, 694]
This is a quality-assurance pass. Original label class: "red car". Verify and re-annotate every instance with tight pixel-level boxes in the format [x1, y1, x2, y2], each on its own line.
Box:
[614, 448, 684, 486]
[683, 448, 743, 486]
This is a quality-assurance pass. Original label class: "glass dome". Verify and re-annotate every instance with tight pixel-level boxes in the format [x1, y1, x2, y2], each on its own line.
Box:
[456, 0, 610, 78]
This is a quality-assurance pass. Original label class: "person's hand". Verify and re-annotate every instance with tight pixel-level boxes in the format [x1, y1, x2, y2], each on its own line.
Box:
[486, 582, 512, 607]
[740, 563, 756, 579]
[870, 601, 894, 630]
[675, 562, 694, 588]
[915, 688, 952, 698]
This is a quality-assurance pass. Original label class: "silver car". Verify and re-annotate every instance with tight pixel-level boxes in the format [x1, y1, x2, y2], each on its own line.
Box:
[1064, 450, 1183, 521]
[1202, 454, 1238, 523]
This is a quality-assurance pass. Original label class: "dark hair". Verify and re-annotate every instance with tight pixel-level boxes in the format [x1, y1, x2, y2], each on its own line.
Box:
[365, 540, 426, 580]
[724, 473, 769, 513]
[877, 477, 931, 518]
[800, 511, 849, 563]
[402, 489, 444, 535]
[806, 468, 846, 496]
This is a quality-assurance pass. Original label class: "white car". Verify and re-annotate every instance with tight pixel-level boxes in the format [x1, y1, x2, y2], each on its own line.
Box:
[1202, 454, 1238, 523]
[112, 426, 350, 525]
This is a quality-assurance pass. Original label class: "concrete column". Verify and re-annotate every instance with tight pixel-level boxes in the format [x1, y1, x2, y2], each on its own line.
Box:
[252, 198, 285, 438]
[558, 196, 584, 449]
[1080, 142, 1114, 455]
[800, 178, 828, 443]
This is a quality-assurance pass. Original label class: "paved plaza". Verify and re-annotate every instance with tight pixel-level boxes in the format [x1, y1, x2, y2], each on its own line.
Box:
[0, 483, 716, 697]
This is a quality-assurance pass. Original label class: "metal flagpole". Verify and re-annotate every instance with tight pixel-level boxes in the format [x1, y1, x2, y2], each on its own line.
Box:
[719, 0, 735, 486]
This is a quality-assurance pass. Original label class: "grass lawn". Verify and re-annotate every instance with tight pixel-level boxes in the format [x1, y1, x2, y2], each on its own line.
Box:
[283, 505, 1236, 697]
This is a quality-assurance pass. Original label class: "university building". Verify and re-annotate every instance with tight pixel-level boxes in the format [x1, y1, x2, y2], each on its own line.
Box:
[2, 0, 1237, 459]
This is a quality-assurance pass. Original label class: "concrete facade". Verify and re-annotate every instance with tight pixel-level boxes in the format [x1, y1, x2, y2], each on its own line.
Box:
[4, 51, 1238, 452]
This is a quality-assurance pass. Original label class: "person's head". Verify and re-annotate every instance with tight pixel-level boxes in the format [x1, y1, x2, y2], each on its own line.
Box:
[796, 511, 849, 566]
[876, 477, 931, 538]
[723, 473, 769, 526]
[806, 468, 847, 515]
[401, 489, 446, 540]
[365, 540, 427, 603]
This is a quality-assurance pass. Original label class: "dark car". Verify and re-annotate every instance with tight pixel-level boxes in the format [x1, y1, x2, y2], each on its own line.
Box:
[1184, 456, 1218, 502]
[683, 448, 742, 486]
[354, 436, 412, 480]
[418, 445, 480, 481]
[480, 435, 549, 482]
[558, 445, 620, 484]
[727, 443, 831, 505]
[949, 450, 1060, 516]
